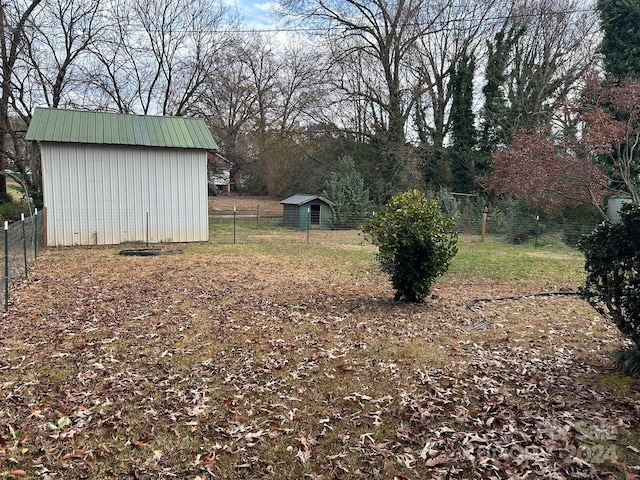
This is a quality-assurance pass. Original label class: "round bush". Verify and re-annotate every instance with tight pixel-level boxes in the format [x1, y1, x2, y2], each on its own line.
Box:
[578, 202, 640, 375]
[362, 189, 458, 302]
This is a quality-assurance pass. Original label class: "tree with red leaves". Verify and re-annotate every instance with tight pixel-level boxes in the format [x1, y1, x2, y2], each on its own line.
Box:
[579, 75, 640, 204]
[483, 74, 640, 218]
[483, 128, 610, 217]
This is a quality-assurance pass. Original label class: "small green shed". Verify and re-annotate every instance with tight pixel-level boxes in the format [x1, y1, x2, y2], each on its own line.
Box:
[281, 194, 336, 230]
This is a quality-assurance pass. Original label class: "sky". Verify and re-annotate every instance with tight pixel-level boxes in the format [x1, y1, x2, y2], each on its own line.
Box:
[233, 0, 283, 29]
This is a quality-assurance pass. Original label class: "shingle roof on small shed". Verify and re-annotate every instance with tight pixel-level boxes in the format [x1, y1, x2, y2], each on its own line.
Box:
[280, 194, 336, 206]
[26, 107, 218, 150]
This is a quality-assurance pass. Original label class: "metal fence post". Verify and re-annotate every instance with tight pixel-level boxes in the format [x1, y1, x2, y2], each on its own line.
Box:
[4, 221, 8, 311]
[21, 213, 28, 280]
[233, 206, 237, 244]
[34, 209, 38, 261]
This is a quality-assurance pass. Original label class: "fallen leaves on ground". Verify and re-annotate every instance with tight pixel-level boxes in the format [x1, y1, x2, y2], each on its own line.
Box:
[0, 242, 639, 479]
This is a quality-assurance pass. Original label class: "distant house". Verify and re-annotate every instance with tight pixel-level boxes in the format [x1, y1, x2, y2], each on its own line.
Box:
[281, 194, 336, 230]
[207, 152, 232, 195]
[25, 107, 218, 246]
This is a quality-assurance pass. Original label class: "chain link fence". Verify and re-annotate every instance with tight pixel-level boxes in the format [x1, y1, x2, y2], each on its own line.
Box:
[1, 212, 44, 310]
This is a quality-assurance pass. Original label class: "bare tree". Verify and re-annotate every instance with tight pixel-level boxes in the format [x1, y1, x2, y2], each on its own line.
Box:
[85, 0, 234, 115]
[0, 0, 43, 198]
[21, 0, 102, 110]
[194, 30, 333, 195]
[195, 38, 262, 190]
[480, 0, 598, 149]
[294, 0, 449, 145]
[9, 0, 108, 194]
[274, 39, 329, 131]
[413, 0, 500, 149]
[79, 0, 139, 112]
[282, 0, 452, 199]
[259, 38, 333, 195]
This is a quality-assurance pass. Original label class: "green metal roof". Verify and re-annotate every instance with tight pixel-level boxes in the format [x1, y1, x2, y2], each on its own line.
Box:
[25, 107, 218, 150]
[280, 194, 336, 206]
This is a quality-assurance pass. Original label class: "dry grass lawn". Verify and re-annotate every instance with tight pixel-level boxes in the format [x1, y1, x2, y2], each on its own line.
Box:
[208, 196, 282, 217]
[1, 231, 639, 479]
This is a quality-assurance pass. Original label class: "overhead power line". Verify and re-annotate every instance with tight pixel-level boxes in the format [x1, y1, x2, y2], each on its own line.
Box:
[196, 6, 596, 35]
[31, 5, 596, 36]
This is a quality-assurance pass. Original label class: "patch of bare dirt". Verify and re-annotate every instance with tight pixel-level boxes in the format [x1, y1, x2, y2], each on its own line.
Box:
[209, 195, 282, 216]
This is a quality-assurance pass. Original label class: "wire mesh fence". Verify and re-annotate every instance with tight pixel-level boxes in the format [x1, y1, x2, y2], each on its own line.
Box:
[208, 209, 601, 248]
[1, 212, 44, 310]
[455, 211, 600, 247]
[0, 206, 597, 310]
[209, 209, 291, 244]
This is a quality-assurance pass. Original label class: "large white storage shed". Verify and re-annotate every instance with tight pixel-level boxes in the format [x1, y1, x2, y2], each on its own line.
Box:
[26, 107, 218, 246]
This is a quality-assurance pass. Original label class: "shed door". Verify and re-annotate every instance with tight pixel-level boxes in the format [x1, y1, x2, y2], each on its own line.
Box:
[310, 204, 321, 226]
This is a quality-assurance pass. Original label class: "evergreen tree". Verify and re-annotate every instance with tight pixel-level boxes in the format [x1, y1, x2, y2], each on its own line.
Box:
[451, 54, 476, 152]
[597, 0, 640, 80]
[322, 156, 375, 228]
[480, 25, 525, 152]
[415, 98, 451, 190]
[449, 53, 486, 192]
[417, 143, 450, 190]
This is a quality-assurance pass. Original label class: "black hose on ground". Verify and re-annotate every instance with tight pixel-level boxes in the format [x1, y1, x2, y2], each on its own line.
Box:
[466, 290, 581, 331]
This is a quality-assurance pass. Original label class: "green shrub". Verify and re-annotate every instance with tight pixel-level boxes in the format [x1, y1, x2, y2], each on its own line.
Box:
[578, 202, 640, 375]
[609, 347, 640, 377]
[362, 189, 458, 302]
[0, 200, 27, 222]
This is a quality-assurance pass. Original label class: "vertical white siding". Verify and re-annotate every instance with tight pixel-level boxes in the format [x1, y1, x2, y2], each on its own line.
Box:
[41, 144, 208, 246]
